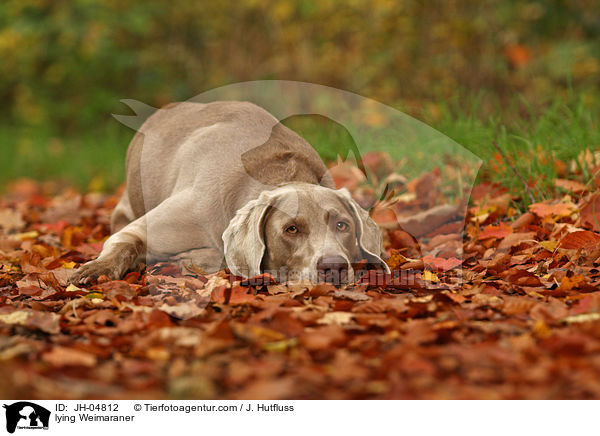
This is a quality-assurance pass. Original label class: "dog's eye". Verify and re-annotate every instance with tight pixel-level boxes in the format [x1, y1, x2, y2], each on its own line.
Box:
[336, 221, 349, 231]
[285, 225, 299, 234]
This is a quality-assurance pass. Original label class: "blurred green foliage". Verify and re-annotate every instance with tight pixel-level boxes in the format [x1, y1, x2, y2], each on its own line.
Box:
[1, 0, 599, 202]
[1, 0, 599, 132]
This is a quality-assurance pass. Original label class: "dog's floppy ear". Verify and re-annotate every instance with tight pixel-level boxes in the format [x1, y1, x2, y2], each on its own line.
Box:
[222, 190, 278, 278]
[336, 188, 391, 273]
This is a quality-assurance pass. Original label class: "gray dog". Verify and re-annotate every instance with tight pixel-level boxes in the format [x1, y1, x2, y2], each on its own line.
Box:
[71, 101, 390, 285]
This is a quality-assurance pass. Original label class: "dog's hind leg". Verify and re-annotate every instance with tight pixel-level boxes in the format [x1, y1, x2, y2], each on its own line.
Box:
[71, 190, 212, 284]
[110, 191, 137, 233]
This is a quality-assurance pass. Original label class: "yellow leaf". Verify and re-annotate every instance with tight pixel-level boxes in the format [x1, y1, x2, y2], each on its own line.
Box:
[60, 261, 77, 269]
[65, 284, 83, 292]
[423, 270, 440, 282]
[262, 338, 298, 352]
[532, 319, 551, 338]
[526, 291, 546, 300]
[471, 212, 490, 224]
[14, 231, 38, 240]
[539, 240, 558, 251]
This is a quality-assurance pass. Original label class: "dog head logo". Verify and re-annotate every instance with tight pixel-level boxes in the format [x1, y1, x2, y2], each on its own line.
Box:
[3, 402, 50, 433]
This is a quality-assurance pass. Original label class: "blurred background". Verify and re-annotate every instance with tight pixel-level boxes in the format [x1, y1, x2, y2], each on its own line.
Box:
[1, 0, 599, 197]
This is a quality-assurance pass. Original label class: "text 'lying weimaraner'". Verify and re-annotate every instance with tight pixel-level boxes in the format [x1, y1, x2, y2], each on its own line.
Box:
[71, 101, 390, 285]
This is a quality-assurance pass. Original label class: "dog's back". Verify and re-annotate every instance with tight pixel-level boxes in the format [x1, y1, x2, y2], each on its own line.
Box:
[113, 101, 334, 233]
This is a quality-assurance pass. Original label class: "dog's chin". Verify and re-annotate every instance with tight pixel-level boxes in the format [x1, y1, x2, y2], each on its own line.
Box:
[312, 268, 355, 286]
[262, 267, 308, 284]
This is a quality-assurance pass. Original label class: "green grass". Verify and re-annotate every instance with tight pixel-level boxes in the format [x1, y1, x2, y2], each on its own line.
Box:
[1, 123, 133, 193]
[1, 94, 598, 208]
[432, 94, 600, 208]
[284, 94, 599, 207]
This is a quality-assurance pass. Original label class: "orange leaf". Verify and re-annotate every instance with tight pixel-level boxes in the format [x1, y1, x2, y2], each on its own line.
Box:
[557, 274, 587, 292]
[504, 44, 532, 67]
[478, 223, 513, 240]
[555, 179, 587, 194]
[228, 286, 256, 304]
[529, 201, 575, 219]
[558, 230, 600, 250]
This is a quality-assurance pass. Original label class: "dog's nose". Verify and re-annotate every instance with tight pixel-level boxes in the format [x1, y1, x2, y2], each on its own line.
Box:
[316, 255, 349, 284]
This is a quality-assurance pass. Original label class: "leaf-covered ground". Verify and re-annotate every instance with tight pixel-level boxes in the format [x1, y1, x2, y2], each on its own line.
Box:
[1, 156, 600, 400]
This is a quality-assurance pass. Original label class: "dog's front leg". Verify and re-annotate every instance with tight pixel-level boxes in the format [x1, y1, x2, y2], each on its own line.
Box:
[70, 216, 147, 284]
[171, 247, 225, 274]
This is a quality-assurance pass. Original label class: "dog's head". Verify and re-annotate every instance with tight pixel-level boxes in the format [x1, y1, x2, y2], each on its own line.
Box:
[222, 183, 389, 284]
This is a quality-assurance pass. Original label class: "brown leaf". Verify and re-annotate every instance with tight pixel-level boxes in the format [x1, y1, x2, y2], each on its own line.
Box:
[308, 283, 336, 297]
[329, 160, 365, 191]
[580, 193, 600, 232]
[503, 269, 542, 287]
[332, 289, 371, 302]
[510, 212, 536, 229]
[300, 325, 346, 351]
[232, 377, 297, 400]
[403, 319, 437, 345]
[497, 232, 536, 251]
[389, 229, 421, 257]
[158, 302, 205, 320]
[396, 204, 459, 238]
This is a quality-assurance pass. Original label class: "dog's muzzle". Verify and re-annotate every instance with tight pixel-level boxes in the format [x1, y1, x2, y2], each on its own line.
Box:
[316, 255, 352, 285]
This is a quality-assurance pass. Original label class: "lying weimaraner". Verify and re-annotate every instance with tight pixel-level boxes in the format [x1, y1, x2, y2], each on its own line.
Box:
[71, 101, 390, 285]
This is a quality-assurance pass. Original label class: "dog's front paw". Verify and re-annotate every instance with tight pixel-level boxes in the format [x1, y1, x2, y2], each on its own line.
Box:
[69, 259, 126, 285]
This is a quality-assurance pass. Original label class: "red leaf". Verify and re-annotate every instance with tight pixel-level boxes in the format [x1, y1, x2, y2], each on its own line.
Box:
[239, 273, 277, 287]
[422, 255, 462, 271]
